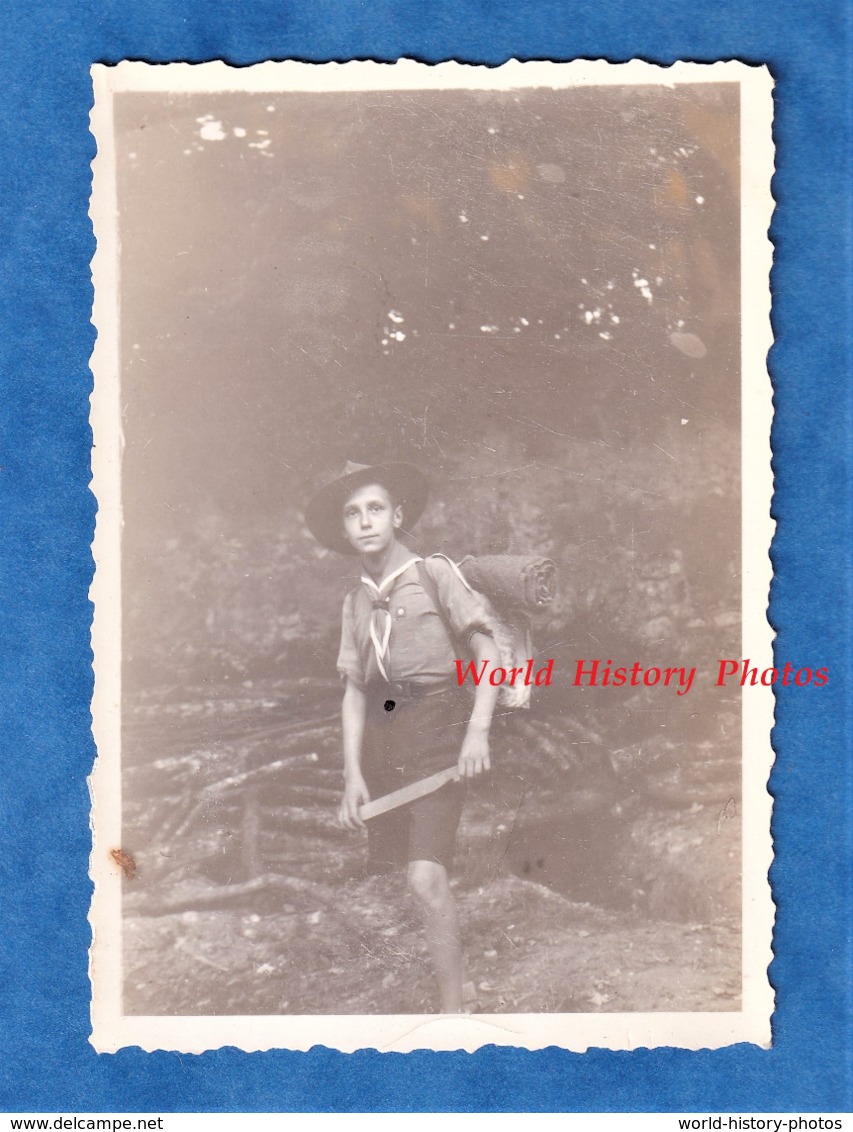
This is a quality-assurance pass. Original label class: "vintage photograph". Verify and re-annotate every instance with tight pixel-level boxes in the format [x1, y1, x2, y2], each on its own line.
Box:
[89, 60, 774, 1053]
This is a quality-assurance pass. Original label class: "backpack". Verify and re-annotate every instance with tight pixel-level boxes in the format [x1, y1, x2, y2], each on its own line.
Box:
[415, 554, 557, 710]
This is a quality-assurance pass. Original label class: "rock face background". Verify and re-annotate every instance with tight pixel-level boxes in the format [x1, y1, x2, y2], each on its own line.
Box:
[113, 81, 743, 1015]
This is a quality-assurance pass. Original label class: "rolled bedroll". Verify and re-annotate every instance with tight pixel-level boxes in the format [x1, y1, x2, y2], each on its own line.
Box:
[458, 554, 558, 612]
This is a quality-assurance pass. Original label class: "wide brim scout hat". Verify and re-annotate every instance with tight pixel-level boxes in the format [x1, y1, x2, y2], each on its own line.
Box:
[304, 460, 429, 555]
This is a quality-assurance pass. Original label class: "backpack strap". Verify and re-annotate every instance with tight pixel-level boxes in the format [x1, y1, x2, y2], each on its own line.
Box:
[427, 552, 474, 593]
[348, 584, 376, 676]
[414, 559, 459, 649]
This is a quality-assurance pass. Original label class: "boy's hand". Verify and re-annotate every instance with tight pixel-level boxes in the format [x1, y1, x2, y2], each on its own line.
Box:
[339, 773, 370, 830]
[458, 731, 491, 778]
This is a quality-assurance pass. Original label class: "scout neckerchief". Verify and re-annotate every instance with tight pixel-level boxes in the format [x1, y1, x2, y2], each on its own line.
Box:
[360, 556, 422, 681]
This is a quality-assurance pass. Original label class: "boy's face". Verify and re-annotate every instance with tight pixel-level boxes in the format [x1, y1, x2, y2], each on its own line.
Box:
[342, 482, 403, 555]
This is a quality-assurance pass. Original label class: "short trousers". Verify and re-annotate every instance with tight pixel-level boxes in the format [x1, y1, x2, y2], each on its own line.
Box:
[360, 685, 471, 872]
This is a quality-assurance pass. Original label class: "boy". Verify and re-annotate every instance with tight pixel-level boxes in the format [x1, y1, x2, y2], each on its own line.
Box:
[305, 461, 502, 1013]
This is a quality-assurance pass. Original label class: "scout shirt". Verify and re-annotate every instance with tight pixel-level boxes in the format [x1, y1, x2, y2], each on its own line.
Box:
[336, 556, 491, 688]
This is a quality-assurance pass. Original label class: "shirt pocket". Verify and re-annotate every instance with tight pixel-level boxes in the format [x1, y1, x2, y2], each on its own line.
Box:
[400, 584, 445, 628]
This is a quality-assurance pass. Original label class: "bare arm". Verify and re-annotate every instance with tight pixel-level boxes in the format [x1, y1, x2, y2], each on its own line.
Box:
[457, 630, 502, 778]
[339, 680, 369, 829]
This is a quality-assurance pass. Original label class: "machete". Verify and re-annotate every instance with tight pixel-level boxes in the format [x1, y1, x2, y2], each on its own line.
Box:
[358, 765, 461, 821]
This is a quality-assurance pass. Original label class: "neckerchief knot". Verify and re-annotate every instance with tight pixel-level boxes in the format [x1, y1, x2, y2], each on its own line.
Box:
[360, 556, 423, 681]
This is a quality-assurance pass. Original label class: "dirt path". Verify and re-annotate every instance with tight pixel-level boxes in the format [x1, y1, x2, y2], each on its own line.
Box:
[120, 680, 742, 1017]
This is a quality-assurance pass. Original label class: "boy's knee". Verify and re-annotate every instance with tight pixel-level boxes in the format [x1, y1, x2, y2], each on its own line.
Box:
[407, 860, 448, 907]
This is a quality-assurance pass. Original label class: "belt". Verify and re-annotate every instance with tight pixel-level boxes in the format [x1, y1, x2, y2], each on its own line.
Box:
[367, 679, 455, 702]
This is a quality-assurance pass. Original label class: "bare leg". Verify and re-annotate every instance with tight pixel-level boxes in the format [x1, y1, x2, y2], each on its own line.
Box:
[407, 859, 463, 1013]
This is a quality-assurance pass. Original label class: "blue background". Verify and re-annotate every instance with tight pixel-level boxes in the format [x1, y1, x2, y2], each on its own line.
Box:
[0, 0, 850, 1113]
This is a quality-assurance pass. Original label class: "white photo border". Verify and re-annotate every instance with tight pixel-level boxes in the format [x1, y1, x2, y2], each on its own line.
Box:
[88, 58, 775, 1054]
